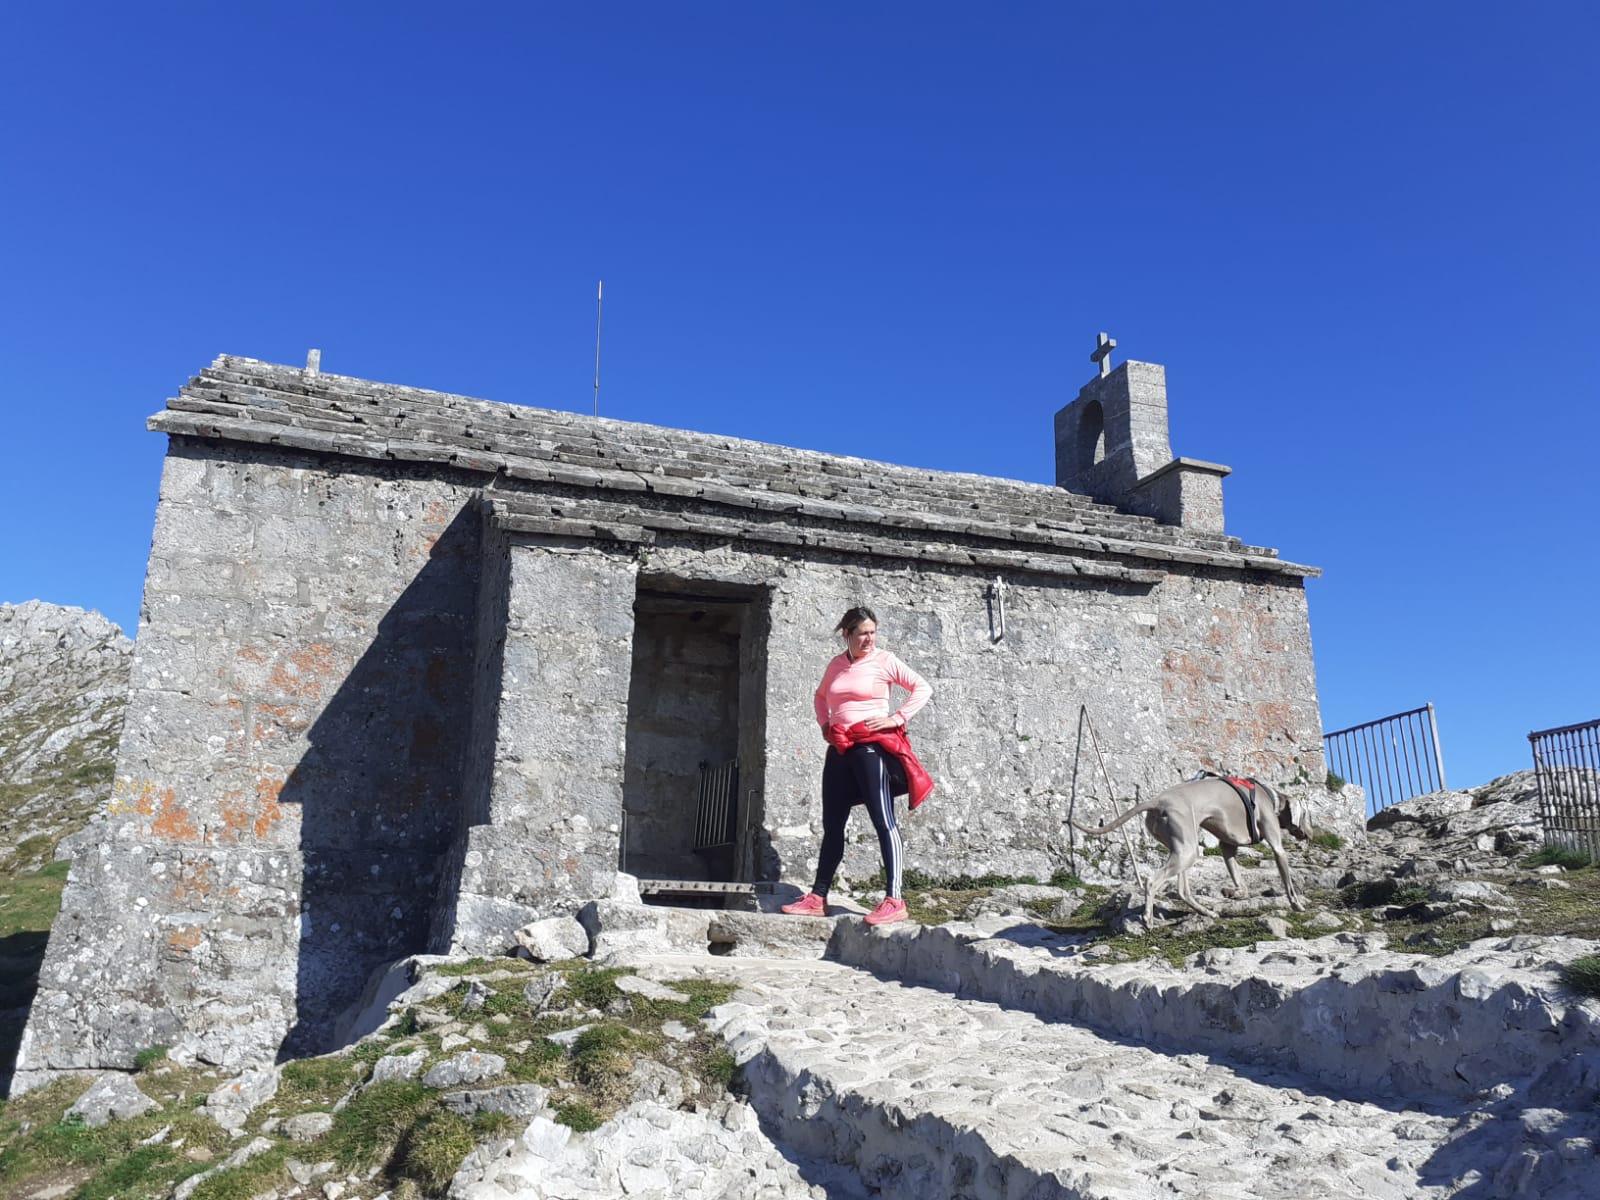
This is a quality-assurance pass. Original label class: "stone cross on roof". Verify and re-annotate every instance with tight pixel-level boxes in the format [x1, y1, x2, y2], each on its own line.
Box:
[1091, 332, 1116, 378]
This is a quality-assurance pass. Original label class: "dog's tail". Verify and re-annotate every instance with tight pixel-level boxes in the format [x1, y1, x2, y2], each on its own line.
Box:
[1068, 801, 1160, 836]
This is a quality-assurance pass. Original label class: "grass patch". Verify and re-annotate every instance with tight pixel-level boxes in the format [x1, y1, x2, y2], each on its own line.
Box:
[874, 868, 1088, 927]
[397, 1111, 475, 1193]
[553, 1102, 602, 1133]
[702, 1049, 738, 1089]
[1339, 879, 1429, 910]
[555, 963, 627, 1010]
[470, 1110, 522, 1140]
[897, 868, 1060, 891]
[323, 1080, 438, 1172]
[1326, 771, 1347, 791]
[1310, 831, 1346, 851]
[1526, 844, 1594, 871]
[569, 1023, 644, 1100]
[0, 1074, 233, 1200]
[73, 1144, 182, 1200]
[1560, 955, 1600, 999]
[281, 1054, 367, 1102]
[0, 961, 749, 1198]
[1099, 915, 1290, 968]
[430, 958, 494, 977]
[185, 1145, 291, 1200]
[133, 1045, 170, 1072]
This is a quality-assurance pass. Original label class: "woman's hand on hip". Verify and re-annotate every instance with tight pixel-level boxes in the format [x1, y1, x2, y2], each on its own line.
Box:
[860, 715, 900, 733]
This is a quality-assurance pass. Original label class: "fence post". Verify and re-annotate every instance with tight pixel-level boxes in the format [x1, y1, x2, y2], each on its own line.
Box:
[1426, 702, 1447, 792]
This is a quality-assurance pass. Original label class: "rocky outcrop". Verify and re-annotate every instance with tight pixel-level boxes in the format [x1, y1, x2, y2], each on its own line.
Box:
[0, 601, 131, 866]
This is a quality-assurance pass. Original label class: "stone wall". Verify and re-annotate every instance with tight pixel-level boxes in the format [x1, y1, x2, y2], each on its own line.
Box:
[18, 443, 483, 1077]
[637, 537, 1324, 892]
[434, 536, 639, 955]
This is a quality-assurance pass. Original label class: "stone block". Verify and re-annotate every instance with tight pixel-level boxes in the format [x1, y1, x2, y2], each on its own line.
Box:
[512, 915, 590, 962]
[66, 1073, 159, 1127]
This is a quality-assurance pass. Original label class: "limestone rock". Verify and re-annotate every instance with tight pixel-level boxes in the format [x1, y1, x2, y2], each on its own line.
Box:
[281, 1112, 335, 1142]
[1472, 771, 1543, 809]
[707, 910, 839, 958]
[628, 1059, 691, 1108]
[369, 1049, 427, 1084]
[580, 898, 712, 961]
[544, 1025, 593, 1049]
[202, 1065, 279, 1130]
[440, 1084, 551, 1120]
[512, 916, 589, 962]
[448, 1099, 832, 1200]
[0, 602, 131, 866]
[614, 975, 690, 1004]
[65, 1073, 158, 1126]
[1368, 789, 1476, 831]
[174, 1137, 275, 1200]
[522, 974, 561, 1013]
[1430, 880, 1513, 907]
[421, 1051, 505, 1089]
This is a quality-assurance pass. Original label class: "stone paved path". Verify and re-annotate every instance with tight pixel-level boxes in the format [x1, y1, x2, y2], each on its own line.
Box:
[648, 957, 1455, 1199]
[464, 898, 1599, 1199]
[620, 923, 1600, 1200]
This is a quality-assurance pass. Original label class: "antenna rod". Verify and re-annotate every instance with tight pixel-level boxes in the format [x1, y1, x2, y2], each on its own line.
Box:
[593, 280, 604, 417]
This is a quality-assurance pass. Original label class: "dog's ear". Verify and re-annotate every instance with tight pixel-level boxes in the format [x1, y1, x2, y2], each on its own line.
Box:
[1279, 786, 1311, 838]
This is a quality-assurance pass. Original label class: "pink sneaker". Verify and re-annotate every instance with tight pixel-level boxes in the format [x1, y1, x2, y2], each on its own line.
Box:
[864, 897, 908, 926]
[781, 892, 827, 916]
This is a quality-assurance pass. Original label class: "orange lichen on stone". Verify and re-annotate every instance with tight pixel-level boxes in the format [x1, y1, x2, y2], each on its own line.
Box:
[268, 642, 343, 702]
[165, 926, 204, 955]
[252, 702, 309, 749]
[111, 779, 201, 843]
[253, 771, 288, 837]
[171, 860, 219, 903]
[152, 791, 202, 843]
[215, 769, 290, 844]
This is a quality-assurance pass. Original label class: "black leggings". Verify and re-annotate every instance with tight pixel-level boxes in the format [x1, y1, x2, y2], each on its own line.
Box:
[812, 743, 903, 900]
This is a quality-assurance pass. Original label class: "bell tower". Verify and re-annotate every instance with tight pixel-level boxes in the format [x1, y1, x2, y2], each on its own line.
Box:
[1054, 334, 1232, 534]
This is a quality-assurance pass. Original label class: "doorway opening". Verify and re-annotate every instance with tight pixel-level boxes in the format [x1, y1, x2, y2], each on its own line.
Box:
[620, 583, 768, 904]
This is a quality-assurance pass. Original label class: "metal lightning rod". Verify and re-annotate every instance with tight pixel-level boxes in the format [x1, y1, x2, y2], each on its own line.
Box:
[593, 280, 604, 417]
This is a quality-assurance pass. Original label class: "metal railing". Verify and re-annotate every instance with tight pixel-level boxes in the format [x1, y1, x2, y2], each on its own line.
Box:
[1323, 703, 1446, 815]
[693, 759, 740, 852]
[1529, 718, 1600, 860]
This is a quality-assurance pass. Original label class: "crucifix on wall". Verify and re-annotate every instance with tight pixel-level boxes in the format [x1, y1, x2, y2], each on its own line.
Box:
[986, 576, 1007, 643]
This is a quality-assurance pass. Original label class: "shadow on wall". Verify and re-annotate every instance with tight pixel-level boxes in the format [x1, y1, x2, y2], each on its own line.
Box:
[277, 505, 480, 1060]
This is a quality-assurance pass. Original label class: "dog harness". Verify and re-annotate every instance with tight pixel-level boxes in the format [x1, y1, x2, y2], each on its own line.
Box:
[1197, 771, 1265, 845]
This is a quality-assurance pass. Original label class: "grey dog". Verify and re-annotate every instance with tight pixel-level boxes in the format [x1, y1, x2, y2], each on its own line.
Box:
[1069, 776, 1312, 925]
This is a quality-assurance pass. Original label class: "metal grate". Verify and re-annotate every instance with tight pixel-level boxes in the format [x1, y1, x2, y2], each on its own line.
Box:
[1529, 718, 1600, 861]
[693, 759, 739, 852]
[1323, 703, 1446, 815]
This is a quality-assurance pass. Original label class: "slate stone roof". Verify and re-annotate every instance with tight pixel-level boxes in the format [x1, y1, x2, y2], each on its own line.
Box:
[149, 356, 1318, 579]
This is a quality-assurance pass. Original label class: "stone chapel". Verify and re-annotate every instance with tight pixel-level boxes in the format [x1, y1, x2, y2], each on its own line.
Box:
[15, 343, 1323, 1083]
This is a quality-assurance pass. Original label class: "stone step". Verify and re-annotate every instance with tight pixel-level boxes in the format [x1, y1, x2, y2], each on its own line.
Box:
[825, 920, 1600, 1108]
[589, 900, 1600, 1197]
[667, 957, 1457, 1199]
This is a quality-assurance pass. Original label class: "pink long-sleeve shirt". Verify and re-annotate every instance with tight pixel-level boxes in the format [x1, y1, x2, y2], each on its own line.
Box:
[813, 648, 932, 729]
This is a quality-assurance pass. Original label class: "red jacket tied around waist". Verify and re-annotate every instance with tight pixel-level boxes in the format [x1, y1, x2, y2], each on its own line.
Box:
[824, 722, 935, 810]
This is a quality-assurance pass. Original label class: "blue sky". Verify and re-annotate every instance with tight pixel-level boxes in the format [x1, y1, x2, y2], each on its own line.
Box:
[2, 3, 1595, 791]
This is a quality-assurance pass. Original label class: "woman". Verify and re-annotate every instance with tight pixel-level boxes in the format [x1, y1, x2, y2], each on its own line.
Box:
[782, 605, 933, 926]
